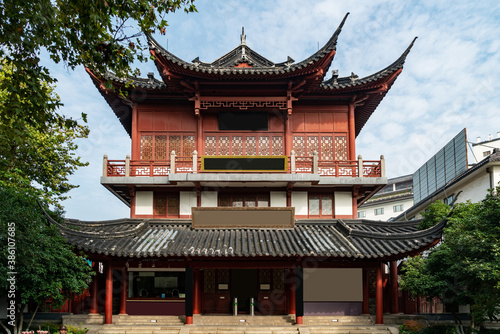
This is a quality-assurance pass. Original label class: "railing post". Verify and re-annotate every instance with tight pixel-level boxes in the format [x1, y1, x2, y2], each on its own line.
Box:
[312, 151, 319, 174]
[291, 150, 296, 174]
[171, 150, 176, 174]
[358, 154, 363, 178]
[193, 150, 198, 174]
[103, 154, 108, 177]
[380, 155, 386, 177]
[125, 155, 130, 177]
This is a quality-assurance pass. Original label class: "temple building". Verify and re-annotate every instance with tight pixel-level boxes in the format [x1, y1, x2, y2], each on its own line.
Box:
[59, 14, 444, 326]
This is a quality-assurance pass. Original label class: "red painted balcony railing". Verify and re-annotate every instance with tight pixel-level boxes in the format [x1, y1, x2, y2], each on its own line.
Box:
[102, 152, 385, 178]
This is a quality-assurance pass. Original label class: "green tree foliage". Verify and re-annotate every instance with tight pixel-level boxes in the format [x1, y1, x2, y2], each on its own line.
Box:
[0, 0, 196, 204]
[400, 188, 500, 330]
[0, 61, 89, 205]
[0, 187, 94, 334]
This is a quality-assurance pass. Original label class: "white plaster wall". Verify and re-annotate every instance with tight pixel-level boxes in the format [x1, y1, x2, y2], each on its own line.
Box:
[135, 191, 153, 215]
[456, 172, 491, 204]
[180, 191, 197, 215]
[201, 191, 218, 207]
[492, 165, 500, 189]
[334, 191, 353, 216]
[361, 198, 414, 221]
[270, 191, 287, 207]
[304, 268, 362, 302]
[291, 191, 308, 215]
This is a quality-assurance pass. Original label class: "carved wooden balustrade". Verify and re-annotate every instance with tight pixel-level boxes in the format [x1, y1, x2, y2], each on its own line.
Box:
[103, 152, 385, 178]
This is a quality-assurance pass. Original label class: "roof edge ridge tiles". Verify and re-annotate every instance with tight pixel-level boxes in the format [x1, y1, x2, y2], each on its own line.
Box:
[350, 219, 445, 240]
[322, 36, 417, 89]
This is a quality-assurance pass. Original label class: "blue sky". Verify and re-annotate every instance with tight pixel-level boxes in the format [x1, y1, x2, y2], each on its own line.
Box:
[52, 0, 500, 220]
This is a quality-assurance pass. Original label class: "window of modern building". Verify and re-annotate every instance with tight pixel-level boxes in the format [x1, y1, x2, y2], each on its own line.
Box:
[219, 194, 270, 207]
[374, 208, 384, 216]
[308, 194, 333, 217]
[154, 193, 179, 217]
[129, 271, 186, 299]
[381, 184, 394, 194]
[357, 211, 366, 218]
[393, 204, 404, 212]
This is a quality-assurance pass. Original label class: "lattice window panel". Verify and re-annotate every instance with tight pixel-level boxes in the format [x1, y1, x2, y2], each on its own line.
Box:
[335, 136, 348, 160]
[259, 269, 271, 284]
[140, 135, 153, 160]
[272, 136, 283, 155]
[258, 136, 270, 156]
[245, 136, 257, 155]
[321, 136, 334, 160]
[273, 269, 284, 292]
[205, 136, 217, 155]
[154, 135, 168, 160]
[204, 269, 216, 293]
[232, 136, 243, 155]
[182, 136, 195, 156]
[218, 269, 230, 284]
[307, 136, 319, 156]
[168, 135, 181, 156]
[293, 136, 306, 156]
[219, 136, 230, 155]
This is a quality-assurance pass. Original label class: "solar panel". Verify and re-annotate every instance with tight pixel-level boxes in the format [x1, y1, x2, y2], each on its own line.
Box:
[412, 128, 467, 203]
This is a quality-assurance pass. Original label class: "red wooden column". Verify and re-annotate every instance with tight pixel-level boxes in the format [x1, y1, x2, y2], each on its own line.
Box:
[285, 115, 292, 156]
[288, 268, 296, 315]
[119, 267, 128, 315]
[362, 268, 370, 314]
[131, 104, 138, 159]
[89, 274, 99, 314]
[390, 261, 399, 314]
[375, 262, 384, 324]
[196, 114, 203, 155]
[193, 269, 200, 315]
[348, 103, 356, 160]
[105, 264, 113, 324]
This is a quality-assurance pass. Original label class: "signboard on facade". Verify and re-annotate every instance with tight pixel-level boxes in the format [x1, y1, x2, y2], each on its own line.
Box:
[192, 207, 295, 228]
[201, 156, 288, 172]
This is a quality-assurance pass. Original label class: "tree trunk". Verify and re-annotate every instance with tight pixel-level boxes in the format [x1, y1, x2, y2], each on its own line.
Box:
[26, 303, 40, 332]
[0, 320, 12, 334]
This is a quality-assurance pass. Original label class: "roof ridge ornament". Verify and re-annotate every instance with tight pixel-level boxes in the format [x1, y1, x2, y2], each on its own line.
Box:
[240, 27, 246, 45]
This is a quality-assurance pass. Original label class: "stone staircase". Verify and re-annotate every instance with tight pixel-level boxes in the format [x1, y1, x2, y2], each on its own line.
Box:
[80, 315, 392, 334]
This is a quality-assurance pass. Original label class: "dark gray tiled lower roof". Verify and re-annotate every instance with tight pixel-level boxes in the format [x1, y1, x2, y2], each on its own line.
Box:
[57, 218, 443, 260]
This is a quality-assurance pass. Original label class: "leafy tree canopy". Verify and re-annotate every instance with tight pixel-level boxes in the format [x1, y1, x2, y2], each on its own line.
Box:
[0, 187, 94, 334]
[400, 187, 500, 329]
[0, 0, 196, 204]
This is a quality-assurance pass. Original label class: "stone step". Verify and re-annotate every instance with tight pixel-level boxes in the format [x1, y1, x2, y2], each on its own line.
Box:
[189, 329, 299, 334]
[193, 315, 294, 326]
[114, 315, 184, 325]
[302, 316, 373, 326]
[307, 326, 391, 334]
[97, 328, 181, 334]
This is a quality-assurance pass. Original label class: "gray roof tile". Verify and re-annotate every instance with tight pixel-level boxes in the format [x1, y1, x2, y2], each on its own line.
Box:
[57, 218, 443, 260]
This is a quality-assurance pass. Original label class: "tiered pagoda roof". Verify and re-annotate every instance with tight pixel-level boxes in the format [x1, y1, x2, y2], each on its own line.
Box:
[88, 13, 416, 137]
